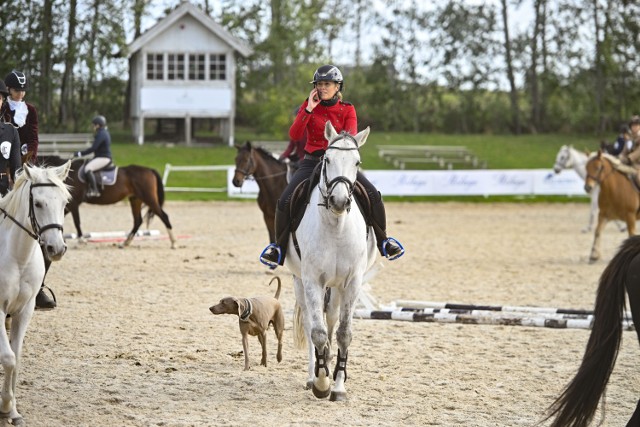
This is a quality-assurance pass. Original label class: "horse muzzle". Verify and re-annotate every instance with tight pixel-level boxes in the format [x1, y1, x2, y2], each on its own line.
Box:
[584, 183, 593, 194]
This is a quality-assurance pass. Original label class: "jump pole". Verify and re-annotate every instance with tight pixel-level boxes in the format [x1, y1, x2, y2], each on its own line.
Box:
[387, 307, 597, 321]
[353, 309, 636, 331]
[64, 230, 160, 239]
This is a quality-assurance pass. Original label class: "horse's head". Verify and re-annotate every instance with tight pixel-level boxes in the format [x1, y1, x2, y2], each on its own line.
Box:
[584, 150, 608, 194]
[553, 145, 572, 173]
[232, 141, 254, 187]
[320, 121, 370, 215]
[21, 162, 72, 260]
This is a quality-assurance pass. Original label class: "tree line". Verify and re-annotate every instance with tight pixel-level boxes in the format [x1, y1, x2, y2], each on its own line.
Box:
[1, 0, 639, 138]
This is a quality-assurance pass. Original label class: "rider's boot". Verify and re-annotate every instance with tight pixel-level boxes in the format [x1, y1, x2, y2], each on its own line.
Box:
[370, 194, 404, 260]
[85, 171, 100, 198]
[35, 251, 57, 310]
[260, 204, 291, 269]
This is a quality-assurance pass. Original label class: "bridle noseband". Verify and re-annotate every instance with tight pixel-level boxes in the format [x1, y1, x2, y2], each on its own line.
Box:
[0, 182, 64, 243]
[318, 133, 360, 210]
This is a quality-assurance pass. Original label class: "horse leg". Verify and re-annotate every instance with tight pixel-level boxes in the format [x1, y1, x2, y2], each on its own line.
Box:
[292, 277, 315, 389]
[325, 288, 340, 357]
[583, 187, 599, 233]
[69, 204, 84, 240]
[149, 205, 176, 249]
[303, 280, 331, 399]
[330, 281, 360, 402]
[589, 213, 608, 263]
[123, 197, 143, 247]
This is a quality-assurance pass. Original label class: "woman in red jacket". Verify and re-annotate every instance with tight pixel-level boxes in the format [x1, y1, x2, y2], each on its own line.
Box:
[260, 65, 404, 268]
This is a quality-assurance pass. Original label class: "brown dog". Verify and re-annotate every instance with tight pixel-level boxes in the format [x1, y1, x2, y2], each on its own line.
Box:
[209, 276, 284, 370]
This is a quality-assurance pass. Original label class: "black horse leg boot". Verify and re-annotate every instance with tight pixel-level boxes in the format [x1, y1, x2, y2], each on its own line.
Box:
[260, 204, 291, 269]
[370, 196, 404, 260]
[36, 248, 57, 310]
[85, 171, 100, 197]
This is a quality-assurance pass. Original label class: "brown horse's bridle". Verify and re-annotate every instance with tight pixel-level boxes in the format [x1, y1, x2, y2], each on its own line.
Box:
[586, 158, 614, 186]
[234, 148, 287, 181]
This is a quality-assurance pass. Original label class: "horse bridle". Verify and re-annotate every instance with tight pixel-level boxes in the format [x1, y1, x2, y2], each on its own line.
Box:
[234, 149, 287, 181]
[318, 133, 360, 210]
[0, 182, 64, 243]
[586, 158, 613, 186]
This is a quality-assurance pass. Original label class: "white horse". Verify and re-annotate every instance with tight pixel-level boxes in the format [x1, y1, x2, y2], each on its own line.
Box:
[286, 122, 377, 401]
[553, 145, 625, 233]
[0, 162, 71, 425]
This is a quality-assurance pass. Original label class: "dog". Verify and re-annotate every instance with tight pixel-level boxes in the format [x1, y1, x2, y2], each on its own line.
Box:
[209, 276, 284, 370]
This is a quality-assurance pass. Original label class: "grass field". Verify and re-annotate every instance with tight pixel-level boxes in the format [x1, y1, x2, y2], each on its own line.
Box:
[105, 129, 601, 202]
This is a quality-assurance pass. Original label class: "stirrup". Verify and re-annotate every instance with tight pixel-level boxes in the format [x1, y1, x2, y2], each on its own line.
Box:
[382, 237, 405, 260]
[259, 244, 282, 269]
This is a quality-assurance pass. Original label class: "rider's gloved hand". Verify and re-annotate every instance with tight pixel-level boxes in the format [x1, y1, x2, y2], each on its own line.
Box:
[73, 151, 82, 158]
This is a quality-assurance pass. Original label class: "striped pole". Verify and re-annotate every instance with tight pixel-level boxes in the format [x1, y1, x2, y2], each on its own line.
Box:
[354, 309, 636, 331]
[392, 300, 597, 315]
[64, 230, 160, 239]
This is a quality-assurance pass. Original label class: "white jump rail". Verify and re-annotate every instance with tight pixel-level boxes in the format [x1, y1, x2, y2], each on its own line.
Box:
[39, 133, 92, 155]
[162, 163, 231, 193]
[377, 144, 483, 170]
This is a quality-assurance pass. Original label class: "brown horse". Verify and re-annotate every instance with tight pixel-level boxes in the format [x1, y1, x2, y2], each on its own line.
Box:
[232, 142, 287, 242]
[38, 156, 176, 248]
[545, 234, 640, 427]
[583, 151, 640, 262]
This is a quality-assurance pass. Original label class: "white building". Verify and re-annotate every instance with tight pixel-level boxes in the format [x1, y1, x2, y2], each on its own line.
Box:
[126, 1, 252, 146]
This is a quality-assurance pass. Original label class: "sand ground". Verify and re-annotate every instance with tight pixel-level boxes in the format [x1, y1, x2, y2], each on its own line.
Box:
[10, 200, 640, 426]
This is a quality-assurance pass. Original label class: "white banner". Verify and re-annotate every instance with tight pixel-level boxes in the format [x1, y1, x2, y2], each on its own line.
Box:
[227, 168, 587, 198]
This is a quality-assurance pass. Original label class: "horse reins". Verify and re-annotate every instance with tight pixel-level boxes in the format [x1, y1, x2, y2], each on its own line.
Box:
[0, 182, 64, 243]
[318, 133, 360, 210]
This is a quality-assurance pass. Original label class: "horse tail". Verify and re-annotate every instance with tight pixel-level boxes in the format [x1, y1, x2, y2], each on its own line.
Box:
[144, 168, 165, 227]
[293, 301, 307, 350]
[546, 235, 640, 427]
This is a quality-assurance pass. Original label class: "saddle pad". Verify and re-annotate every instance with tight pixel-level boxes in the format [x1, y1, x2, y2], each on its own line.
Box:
[78, 164, 118, 186]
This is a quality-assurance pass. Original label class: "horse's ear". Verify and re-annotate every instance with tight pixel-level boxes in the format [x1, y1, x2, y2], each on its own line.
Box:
[56, 160, 72, 181]
[324, 121, 338, 142]
[354, 127, 370, 148]
[23, 164, 34, 181]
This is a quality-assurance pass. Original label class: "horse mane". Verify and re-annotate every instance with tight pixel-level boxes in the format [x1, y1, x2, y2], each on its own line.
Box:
[0, 165, 71, 217]
[254, 145, 284, 166]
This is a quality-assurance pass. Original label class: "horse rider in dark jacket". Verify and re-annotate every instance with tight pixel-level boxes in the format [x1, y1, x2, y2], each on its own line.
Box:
[74, 115, 112, 197]
[0, 80, 21, 197]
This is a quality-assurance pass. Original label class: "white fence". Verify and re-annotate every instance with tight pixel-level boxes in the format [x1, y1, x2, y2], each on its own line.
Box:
[161, 164, 587, 198]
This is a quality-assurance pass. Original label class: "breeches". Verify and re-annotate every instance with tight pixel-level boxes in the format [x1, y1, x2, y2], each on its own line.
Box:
[85, 157, 111, 172]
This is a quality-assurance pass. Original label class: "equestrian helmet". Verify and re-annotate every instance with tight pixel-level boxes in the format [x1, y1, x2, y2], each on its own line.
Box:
[311, 65, 343, 91]
[0, 81, 8, 97]
[4, 70, 28, 91]
[92, 115, 107, 127]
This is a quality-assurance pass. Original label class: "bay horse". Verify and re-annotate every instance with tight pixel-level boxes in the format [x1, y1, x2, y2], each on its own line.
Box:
[0, 162, 71, 425]
[583, 151, 639, 262]
[232, 142, 287, 242]
[545, 234, 640, 426]
[38, 156, 176, 248]
[286, 122, 377, 401]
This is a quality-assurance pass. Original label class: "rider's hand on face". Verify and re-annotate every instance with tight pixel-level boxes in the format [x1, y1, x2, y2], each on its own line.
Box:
[307, 88, 320, 111]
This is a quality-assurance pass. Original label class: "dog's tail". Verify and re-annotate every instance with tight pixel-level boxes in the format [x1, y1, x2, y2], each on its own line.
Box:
[293, 301, 307, 350]
[269, 276, 282, 299]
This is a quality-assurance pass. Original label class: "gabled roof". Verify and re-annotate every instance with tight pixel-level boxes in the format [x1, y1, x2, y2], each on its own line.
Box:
[126, 1, 252, 58]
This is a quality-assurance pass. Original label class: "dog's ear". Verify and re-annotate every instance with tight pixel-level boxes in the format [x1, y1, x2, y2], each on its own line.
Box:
[234, 297, 247, 317]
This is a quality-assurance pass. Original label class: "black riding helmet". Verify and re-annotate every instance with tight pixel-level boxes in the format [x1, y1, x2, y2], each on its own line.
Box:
[92, 115, 107, 127]
[4, 70, 28, 91]
[311, 65, 343, 91]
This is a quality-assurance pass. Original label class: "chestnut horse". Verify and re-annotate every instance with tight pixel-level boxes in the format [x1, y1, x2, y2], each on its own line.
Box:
[232, 142, 287, 242]
[546, 234, 640, 426]
[583, 151, 639, 262]
[38, 156, 176, 248]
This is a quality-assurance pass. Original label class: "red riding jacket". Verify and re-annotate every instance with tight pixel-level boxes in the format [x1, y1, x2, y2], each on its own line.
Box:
[289, 99, 357, 154]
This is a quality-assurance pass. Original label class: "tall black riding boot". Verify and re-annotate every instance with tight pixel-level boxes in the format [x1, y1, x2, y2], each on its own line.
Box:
[370, 194, 404, 260]
[85, 171, 100, 197]
[260, 204, 292, 268]
[36, 248, 57, 310]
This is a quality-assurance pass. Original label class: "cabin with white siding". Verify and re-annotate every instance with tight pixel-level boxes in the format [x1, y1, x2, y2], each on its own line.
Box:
[126, 1, 252, 146]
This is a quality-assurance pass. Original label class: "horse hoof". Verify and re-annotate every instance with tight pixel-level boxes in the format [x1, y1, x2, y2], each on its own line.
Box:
[11, 416, 25, 426]
[305, 380, 313, 390]
[330, 391, 347, 402]
[312, 384, 331, 399]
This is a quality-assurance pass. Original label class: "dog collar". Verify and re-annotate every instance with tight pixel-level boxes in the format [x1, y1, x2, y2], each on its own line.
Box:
[239, 299, 252, 322]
